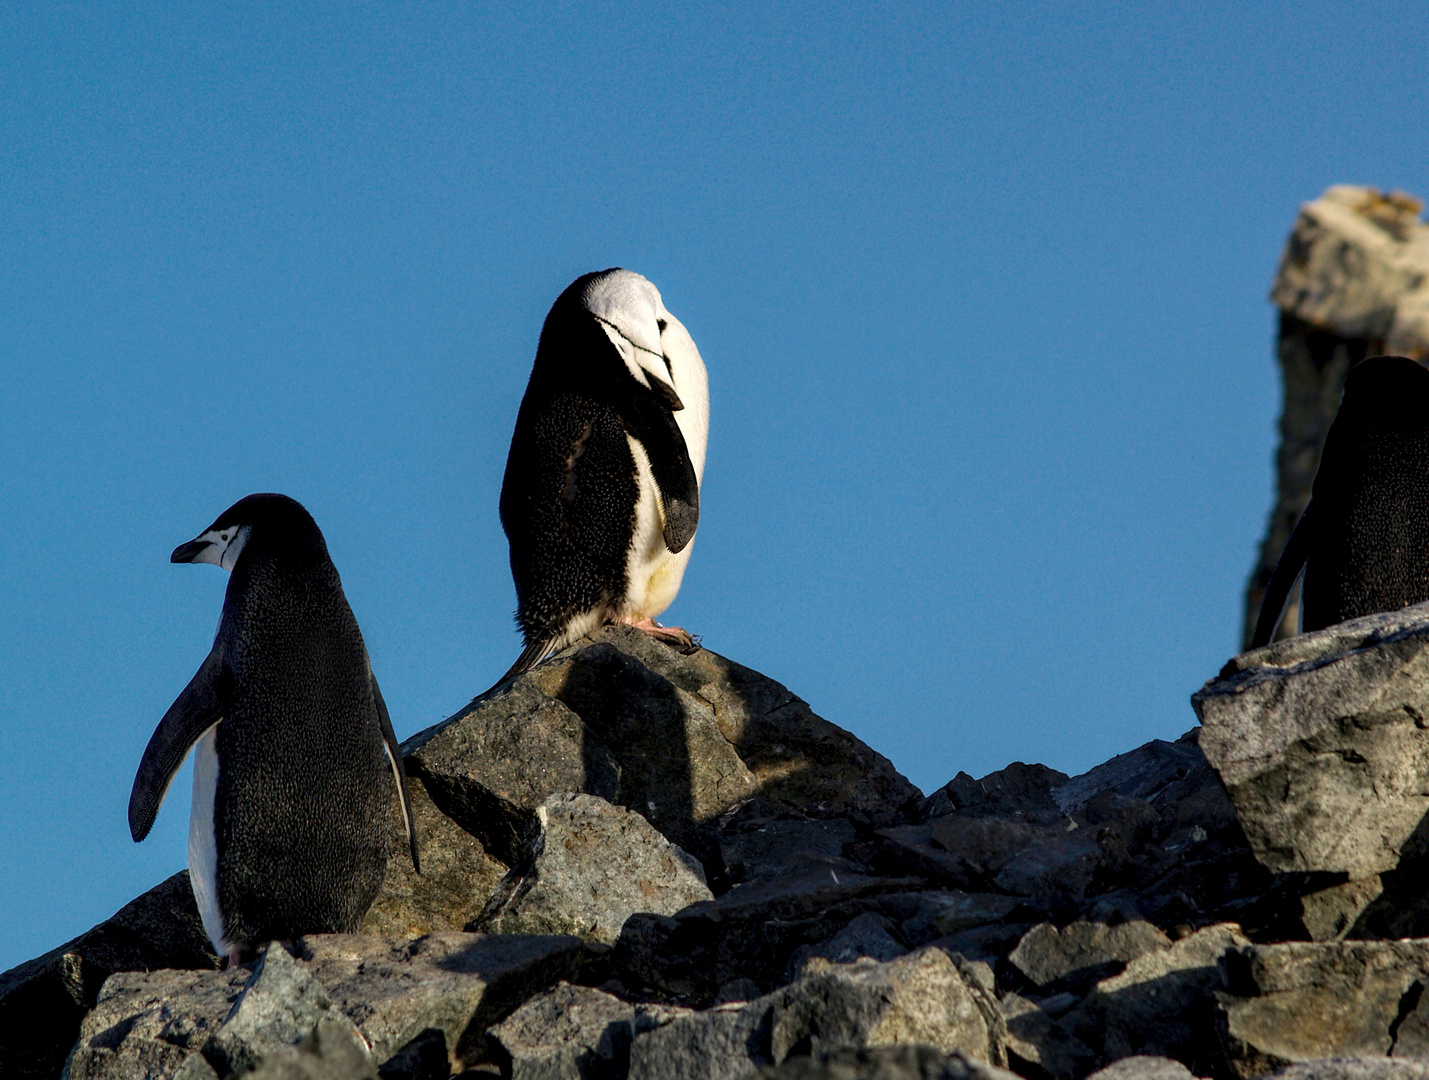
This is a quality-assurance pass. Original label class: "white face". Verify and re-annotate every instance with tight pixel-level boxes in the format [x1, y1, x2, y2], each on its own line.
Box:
[583, 270, 683, 406]
[186, 524, 251, 571]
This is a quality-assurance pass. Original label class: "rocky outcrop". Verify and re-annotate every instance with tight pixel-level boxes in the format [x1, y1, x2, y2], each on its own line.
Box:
[1244, 185, 1429, 647]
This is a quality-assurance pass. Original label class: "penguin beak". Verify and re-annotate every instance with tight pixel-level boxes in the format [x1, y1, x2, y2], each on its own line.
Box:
[171, 538, 213, 563]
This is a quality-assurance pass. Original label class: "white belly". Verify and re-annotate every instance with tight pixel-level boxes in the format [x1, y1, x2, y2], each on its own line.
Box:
[620, 435, 695, 620]
[187, 724, 230, 956]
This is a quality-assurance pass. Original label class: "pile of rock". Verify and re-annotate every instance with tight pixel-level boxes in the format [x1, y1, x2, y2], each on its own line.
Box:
[15, 610, 1429, 1079]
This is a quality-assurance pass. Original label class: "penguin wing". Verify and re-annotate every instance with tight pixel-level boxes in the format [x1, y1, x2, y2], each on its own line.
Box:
[129, 645, 231, 842]
[372, 671, 421, 874]
[1250, 502, 1316, 649]
[620, 390, 700, 553]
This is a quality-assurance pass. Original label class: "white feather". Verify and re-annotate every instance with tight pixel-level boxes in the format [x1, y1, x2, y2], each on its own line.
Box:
[187, 723, 230, 956]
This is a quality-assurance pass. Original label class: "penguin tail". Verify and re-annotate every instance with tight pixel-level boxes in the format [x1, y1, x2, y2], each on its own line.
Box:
[466, 637, 556, 708]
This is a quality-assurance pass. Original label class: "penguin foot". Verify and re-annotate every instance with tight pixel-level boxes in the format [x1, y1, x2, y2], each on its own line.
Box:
[623, 617, 700, 652]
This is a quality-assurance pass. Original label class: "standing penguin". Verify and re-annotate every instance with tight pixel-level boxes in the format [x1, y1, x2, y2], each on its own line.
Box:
[1252, 356, 1429, 648]
[497, 268, 710, 681]
[128, 493, 419, 964]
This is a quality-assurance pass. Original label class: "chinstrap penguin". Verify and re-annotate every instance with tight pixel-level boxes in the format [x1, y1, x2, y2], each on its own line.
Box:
[128, 493, 419, 964]
[1252, 356, 1429, 648]
[496, 268, 710, 683]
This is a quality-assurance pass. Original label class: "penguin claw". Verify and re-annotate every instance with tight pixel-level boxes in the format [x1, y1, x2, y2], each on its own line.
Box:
[624, 618, 700, 653]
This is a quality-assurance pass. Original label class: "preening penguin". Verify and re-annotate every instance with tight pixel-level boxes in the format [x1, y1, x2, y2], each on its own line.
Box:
[1252, 356, 1429, 648]
[128, 493, 419, 963]
[498, 269, 710, 682]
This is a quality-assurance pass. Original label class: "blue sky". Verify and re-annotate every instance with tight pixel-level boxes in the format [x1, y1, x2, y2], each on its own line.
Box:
[3, 1, 1427, 970]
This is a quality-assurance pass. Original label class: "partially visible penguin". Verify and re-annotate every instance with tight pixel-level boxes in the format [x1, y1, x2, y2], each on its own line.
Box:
[497, 268, 710, 681]
[1252, 356, 1429, 648]
[128, 493, 419, 963]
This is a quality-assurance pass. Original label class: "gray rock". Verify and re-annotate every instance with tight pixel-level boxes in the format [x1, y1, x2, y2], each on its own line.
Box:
[1052, 739, 1210, 818]
[405, 627, 919, 874]
[721, 816, 865, 887]
[297, 930, 584, 1068]
[794, 914, 907, 973]
[361, 773, 509, 938]
[1087, 922, 1247, 1071]
[1298, 877, 1384, 942]
[1194, 603, 1429, 878]
[1270, 1061, 1429, 1080]
[895, 892, 1022, 948]
[756, 1046, 1021, 1080]
[770, 949, 1006, 1067]
[999, 993, 1097, 1080]
[1008, 920, 1171, 989]
[488, 982, 687, 1080]
[1219, 939, 1429, 1076]
[474, 793, 713, 945]
[3, 871, 219, 1080]
[62, 966, 249, 1080]
[1086, 1057, 1201, 1080]
[206, 944, 365, 1077]
[920, 764, 1069, 825]
[628, 1000, 775, 1080]
[243, 1015, 379, 1080]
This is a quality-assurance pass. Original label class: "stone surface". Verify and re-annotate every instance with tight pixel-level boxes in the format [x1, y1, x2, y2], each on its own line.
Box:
[474, 793, 712, 945]
[1269, 1061, 1429, 1080]
[1085, 922, 1247, 1073]
[62, 966, 250, 1080]
[1194, 603, 1429, 877]
[1007, 920, 1171, 990]
[206, 944, 363, 1077]
[243, 1015, 379, 1080]
[920, 764, 1069, 825]
[2, 871, 219, 1080]
[488, 981, 686, 1080]
[1086, 1058, 1200, 1080]
[1219, 939, 1429, 1077]
[628, 1000, 774, 1080]
[298, 930, 584, 1067]
[792, 913, 907, 973]
[720, 815, 865, 888]
[756, 1046, 1021, 1080]
[1246, 185, 1429, 647]
[999, 992, 1098, 1080]
[361, 774, 509, 938]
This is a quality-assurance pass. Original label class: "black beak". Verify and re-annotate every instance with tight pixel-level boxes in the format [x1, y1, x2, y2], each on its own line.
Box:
[171, 538, 210, 563]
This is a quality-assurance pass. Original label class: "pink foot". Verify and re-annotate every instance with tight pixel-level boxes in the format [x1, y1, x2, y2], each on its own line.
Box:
[620, 616, 698, 651]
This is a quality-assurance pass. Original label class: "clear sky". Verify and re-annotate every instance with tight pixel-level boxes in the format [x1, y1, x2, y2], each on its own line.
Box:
[3, 1, 1427, 971]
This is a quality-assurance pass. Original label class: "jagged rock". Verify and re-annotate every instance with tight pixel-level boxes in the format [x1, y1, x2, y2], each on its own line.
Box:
[1082, 922, 1247, 1073]
[361, 774, 509, 938]
[297, 930, 584, 1068]
[920, 764, 1069, 825]
[1007, 920, 1170, 990]
[999, 992, 1098, 1080]
[243, 1015, 379, 1080]
[770, 949, 1006, 1067]
[792, 913, 907, 973]
[720, 815, 865, 888]
[474, 793, 713, 945]
[1247, 185, 1429, 645]
[1269, 1062, 1429, 1080]
[2, 871, 219, 1080]
[488, 982, 687, 1080]
[611, 871, 925, 1003]
[1298, 877, 1385, 942]
[205, 944, 364, 1077]
[1219, 939, 1429, 1076]
[1051, 738, 1212, 819]
[1195, 604, 1429, 878]
[1086, 1058, 1201, 1080]
[895, 893, 1022, 948]
[757, 1047, 1021, 1080]
[405, 627, 919, 874]
[62, 966, 249, 1080]
[628, 1000, 774, 1080]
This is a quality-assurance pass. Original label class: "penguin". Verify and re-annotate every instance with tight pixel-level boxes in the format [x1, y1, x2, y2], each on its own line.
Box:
[128, 493, 419, 964]
[1252, 356, 1429, 648]
[496, 268, 710, 682]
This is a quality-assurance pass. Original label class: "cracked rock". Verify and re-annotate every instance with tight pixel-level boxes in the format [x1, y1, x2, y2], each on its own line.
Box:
[473, 793, 713, 945]
[999, 992, 1097, 1080]
[755, 1046, 1021, 1080]
[1008, 920, 1171, 991]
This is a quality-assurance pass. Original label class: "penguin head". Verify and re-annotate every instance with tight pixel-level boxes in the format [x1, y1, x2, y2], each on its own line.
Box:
[171, 493, 326, 571]
[577, 269, 685, 411]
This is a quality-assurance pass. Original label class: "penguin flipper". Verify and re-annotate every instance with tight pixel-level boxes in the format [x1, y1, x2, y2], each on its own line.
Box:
[129, 646, 230, 843]
[372, 673, 421, 874]
[1251, 502, 1316, 650]
[621, 391, 700, 553]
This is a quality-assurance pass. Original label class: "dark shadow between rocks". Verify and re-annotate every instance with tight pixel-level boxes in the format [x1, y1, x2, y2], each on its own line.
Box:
[1352, 803, 1429, 939]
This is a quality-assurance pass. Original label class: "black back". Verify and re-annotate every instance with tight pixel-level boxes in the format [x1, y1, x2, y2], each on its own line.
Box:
[500, 271, 699, 647]
[1253, 357, 1429, 645]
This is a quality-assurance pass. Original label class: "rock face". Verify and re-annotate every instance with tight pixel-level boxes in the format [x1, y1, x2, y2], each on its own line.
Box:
[1245, 184, 1429, 648]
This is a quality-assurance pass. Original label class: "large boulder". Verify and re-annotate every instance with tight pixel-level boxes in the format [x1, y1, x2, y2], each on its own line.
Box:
[1195, 604, 1429, 881]
[404, 627, 920, 874]
[473, 793, 713, 944]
